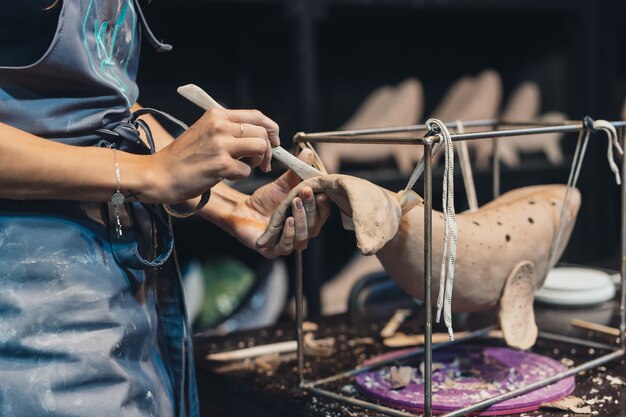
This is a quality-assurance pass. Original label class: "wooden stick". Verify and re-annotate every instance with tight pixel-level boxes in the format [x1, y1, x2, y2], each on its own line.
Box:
[206, 337, 335, 362]
[383, 329, 503, 348]
[206, 341, 297, 362]
[178, 84, 322, 181]
[454, 121, 478, 212]
[570, 318, 621, 337]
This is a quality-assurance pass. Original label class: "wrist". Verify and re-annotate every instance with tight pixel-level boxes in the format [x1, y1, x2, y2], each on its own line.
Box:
[197, 183, 247, 228]
[118, 152, 164, 203]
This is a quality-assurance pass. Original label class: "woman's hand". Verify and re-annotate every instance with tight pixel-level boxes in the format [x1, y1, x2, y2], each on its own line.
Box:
[149, 108, 279, 204]
[226, 150, 331, 259]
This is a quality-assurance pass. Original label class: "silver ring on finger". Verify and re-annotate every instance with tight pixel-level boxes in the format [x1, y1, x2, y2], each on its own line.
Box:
[240, 123, 245, 138]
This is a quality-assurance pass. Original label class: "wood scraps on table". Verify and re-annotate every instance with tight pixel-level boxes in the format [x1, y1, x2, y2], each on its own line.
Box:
[571, 318, 623, 338]
[540, 396, 591, 414]
[304, 332, 336, 357]
[387, 366, 414, 390]
[383, 330, 504, 348]
[379, 308, 412, 338]
[377, 308, 506, 349]
[205, 320, 375, 376]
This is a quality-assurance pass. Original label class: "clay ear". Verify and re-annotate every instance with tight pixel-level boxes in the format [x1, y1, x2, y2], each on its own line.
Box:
[499, 261, 538, 350]
[333, 176, 402, 255]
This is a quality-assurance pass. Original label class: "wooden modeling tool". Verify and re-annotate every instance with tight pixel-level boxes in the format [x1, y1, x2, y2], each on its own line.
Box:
[177, 84, 322, 181]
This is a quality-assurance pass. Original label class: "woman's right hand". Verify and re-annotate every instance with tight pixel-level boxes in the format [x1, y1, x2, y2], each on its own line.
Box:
[149, 107, 280, 204]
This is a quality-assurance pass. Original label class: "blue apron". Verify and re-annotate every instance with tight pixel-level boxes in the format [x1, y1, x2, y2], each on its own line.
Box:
[0, 1, 198, 416]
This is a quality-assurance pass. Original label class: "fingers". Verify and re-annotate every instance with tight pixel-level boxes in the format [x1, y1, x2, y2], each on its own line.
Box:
[273, 217, 296, 255]
[202, 112, 274, 172]
[240, 123, 272, 172]
[226, 136, 268, 162]
[269, 196, 311, 256]
[222, 109, 280, 147]
[299, 187, 317, 227]
[292, 197, 308, 251]
[299, 188, 330, 239]
[222, 159, 252, 180]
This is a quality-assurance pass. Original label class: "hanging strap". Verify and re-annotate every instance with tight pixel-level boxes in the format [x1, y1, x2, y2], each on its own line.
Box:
[424, 119, 458, 341]
[133, 0, 173, 52]
[586, 117, 624, 185]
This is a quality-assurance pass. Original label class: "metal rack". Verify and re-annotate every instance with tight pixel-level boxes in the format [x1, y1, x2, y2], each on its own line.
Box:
[291, 118, 626, 417]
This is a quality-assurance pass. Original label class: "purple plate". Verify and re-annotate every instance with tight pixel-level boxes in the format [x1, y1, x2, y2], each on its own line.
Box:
[354, 346, 575, 416]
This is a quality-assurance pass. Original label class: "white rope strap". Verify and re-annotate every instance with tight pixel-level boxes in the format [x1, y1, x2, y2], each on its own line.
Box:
[426, 118, 458, 340]
[592, 120, 624, 185]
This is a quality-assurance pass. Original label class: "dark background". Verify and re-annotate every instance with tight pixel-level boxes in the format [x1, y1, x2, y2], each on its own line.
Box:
[137, 0, 626, 315]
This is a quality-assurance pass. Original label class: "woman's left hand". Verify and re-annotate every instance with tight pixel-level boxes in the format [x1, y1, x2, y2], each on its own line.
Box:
[227, 149, 331, 259]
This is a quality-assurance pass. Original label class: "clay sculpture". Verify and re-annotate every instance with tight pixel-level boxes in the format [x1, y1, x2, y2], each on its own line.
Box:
[258, 175, 581, 350]
[319, 70, 502, 312]
[317, 78, 424, 175]
[486, 81, 566, 168]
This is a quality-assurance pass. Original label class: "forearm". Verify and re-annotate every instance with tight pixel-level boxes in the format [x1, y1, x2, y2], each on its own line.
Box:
[0, 121, 157, 202]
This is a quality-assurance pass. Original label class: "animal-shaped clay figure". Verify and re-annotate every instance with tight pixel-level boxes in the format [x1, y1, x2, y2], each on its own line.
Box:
[479, 81, 566, 168]
[258, 175, 581, 350]
[319, 70, 502, 312]
[317, 78, 423, 175]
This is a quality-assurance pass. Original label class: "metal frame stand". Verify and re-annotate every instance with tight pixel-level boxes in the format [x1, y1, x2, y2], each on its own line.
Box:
[292, 119, 626, 417]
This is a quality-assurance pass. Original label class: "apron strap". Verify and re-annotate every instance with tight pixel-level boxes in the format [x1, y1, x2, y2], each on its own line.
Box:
[132, 0, 173, 52]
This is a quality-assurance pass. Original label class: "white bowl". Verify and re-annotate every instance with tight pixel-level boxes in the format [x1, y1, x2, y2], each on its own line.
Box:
[535, 267, 616, 306]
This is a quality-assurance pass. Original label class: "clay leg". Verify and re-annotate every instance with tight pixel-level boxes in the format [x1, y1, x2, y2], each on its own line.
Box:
[543, 140, 564, 165]
[498, 261, 538, 350]
[496, 142, 521, 168]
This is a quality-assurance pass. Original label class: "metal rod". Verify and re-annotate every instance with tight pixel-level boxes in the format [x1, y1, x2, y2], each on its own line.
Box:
[423, 139, 433, 417]
[295, 118, 626, 140]
[621, 126, 626, 352]
[537, 331, 619, 351]
[307, 387, 419, 417]
[305, 326, 495, 388]
[294, 121, 626, 145]
[440, 349, 625, 417]
[492, 136, 500, 198]
[296, 119, 497, 138]
[295, 250, 305, 387]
